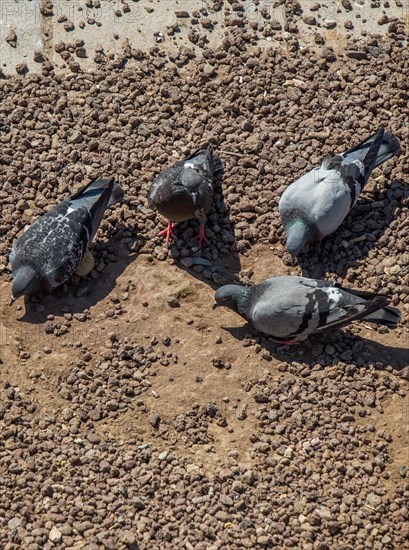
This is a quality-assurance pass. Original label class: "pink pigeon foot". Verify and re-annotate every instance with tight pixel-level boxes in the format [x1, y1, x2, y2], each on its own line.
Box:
[192, 225, 209, 249]
[269, 337, 299, 351]
[158, 221, 175, 243]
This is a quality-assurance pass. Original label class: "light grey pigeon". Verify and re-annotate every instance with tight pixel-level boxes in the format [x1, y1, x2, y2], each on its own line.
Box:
[10, 177, 124, 301]
[148, 145, 223, 248]
[213, 276, 401, 345]
[279, 128, 401, 256]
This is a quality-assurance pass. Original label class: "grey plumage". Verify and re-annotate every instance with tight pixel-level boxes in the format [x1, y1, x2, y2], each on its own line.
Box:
[279, 128, 401, 256]
[10, 177, 123, 300]
[214, 276, 401, 343]
[148, 146, 223, 245]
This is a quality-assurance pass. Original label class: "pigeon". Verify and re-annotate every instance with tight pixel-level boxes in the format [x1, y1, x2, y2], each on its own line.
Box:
[279, 128, 401, 256]
[213, 276, 401, 345]
[148, 145, 223, 248]
[10, 177, 124, 301]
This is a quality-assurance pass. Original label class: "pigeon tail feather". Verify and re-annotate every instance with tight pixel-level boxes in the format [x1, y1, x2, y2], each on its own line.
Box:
[372, 130, 401, 168]
[187, 145, 223, 175]
[70, 177, 114, 201]
[207, 145, 223, 175]
[342, 127, 400, 170]
[360, 127, 385, 175]
[70, 178, 115, 242]
[364, 304, 401, 327]
[107, 182, 125, 207]
[334, 284, 401, 327]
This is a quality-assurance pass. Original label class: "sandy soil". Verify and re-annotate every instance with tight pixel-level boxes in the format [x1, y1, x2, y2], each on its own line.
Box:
[1, 242, 407, 479]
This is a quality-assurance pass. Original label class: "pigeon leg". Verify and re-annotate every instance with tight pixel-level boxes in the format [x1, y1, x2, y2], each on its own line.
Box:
[315, 235, 324, 252]
[158, 221, 175, 242]
[192, 224, 209, 249]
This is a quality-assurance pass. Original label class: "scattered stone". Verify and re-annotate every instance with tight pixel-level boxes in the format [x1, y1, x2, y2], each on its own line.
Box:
[49, 526, 62, 543]
[324, 20, 337, 29]
[346, 50, 368, 60]
[149, 412, 160, 429]
[8, 517, 21, 530]
[15, 63, 28, 75]
[378, 14, 389, 25]
[6, 30, 17, 48]
[167, 297, 180, 308]
[33, 50, 44, 62]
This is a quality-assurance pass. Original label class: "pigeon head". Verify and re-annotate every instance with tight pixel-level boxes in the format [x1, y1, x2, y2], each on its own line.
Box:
[285, 218, 314, 257]
[12, 265, 41, 300]
[214, 285, 251, 314]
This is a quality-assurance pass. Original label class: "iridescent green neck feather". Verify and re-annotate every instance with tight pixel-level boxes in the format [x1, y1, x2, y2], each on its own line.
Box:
[236, 287, 251, 313]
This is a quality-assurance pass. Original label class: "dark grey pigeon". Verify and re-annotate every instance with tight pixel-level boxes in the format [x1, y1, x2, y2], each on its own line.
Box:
[214, 276, 401, 345]
[148, 145, 223, 248]
[279, 128, 401, 256]
[10, 177, 124, 301]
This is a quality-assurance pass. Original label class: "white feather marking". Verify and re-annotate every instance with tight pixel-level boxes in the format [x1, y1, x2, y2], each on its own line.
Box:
[325, 287, 342, 305]
[353, 159, 365, 177]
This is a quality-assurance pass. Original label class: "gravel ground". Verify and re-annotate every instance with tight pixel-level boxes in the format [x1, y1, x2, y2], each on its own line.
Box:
[0, 1, 408, 549]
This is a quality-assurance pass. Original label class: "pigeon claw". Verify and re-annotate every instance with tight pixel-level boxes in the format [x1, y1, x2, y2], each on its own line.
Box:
[158, 221, 175, 243]
[192, 225, 209, 249]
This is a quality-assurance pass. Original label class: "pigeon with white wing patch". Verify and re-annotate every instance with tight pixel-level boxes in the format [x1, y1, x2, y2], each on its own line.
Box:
[213, 276, 401, 345]
[279, 128, 401, 256]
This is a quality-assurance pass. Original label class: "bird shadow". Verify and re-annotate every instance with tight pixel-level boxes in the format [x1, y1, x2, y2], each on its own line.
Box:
[223, 324, 408, 371]
[16, 235, 143, 324]
[296, 178, 408, 280]
[176, 250, 242, 292]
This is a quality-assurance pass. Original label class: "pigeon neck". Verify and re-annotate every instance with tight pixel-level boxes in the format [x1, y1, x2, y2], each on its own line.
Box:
[236, 287, 251, 314]
[288, 216, 307, 229]
[285, 216, 314, 256]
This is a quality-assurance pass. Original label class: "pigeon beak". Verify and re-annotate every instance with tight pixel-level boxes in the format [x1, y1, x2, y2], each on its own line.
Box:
[212, 302, 219, 310]
[9, 295, 16, 306]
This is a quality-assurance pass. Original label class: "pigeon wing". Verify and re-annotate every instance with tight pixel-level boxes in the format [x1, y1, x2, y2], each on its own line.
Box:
[314, 295, 388, 333]
[148, 164, 185, 207]
[10, 201, 89, 288]
[11, 179, 114, 288]
[69, 177, 115, 242]
[326, 156, 366, 206]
